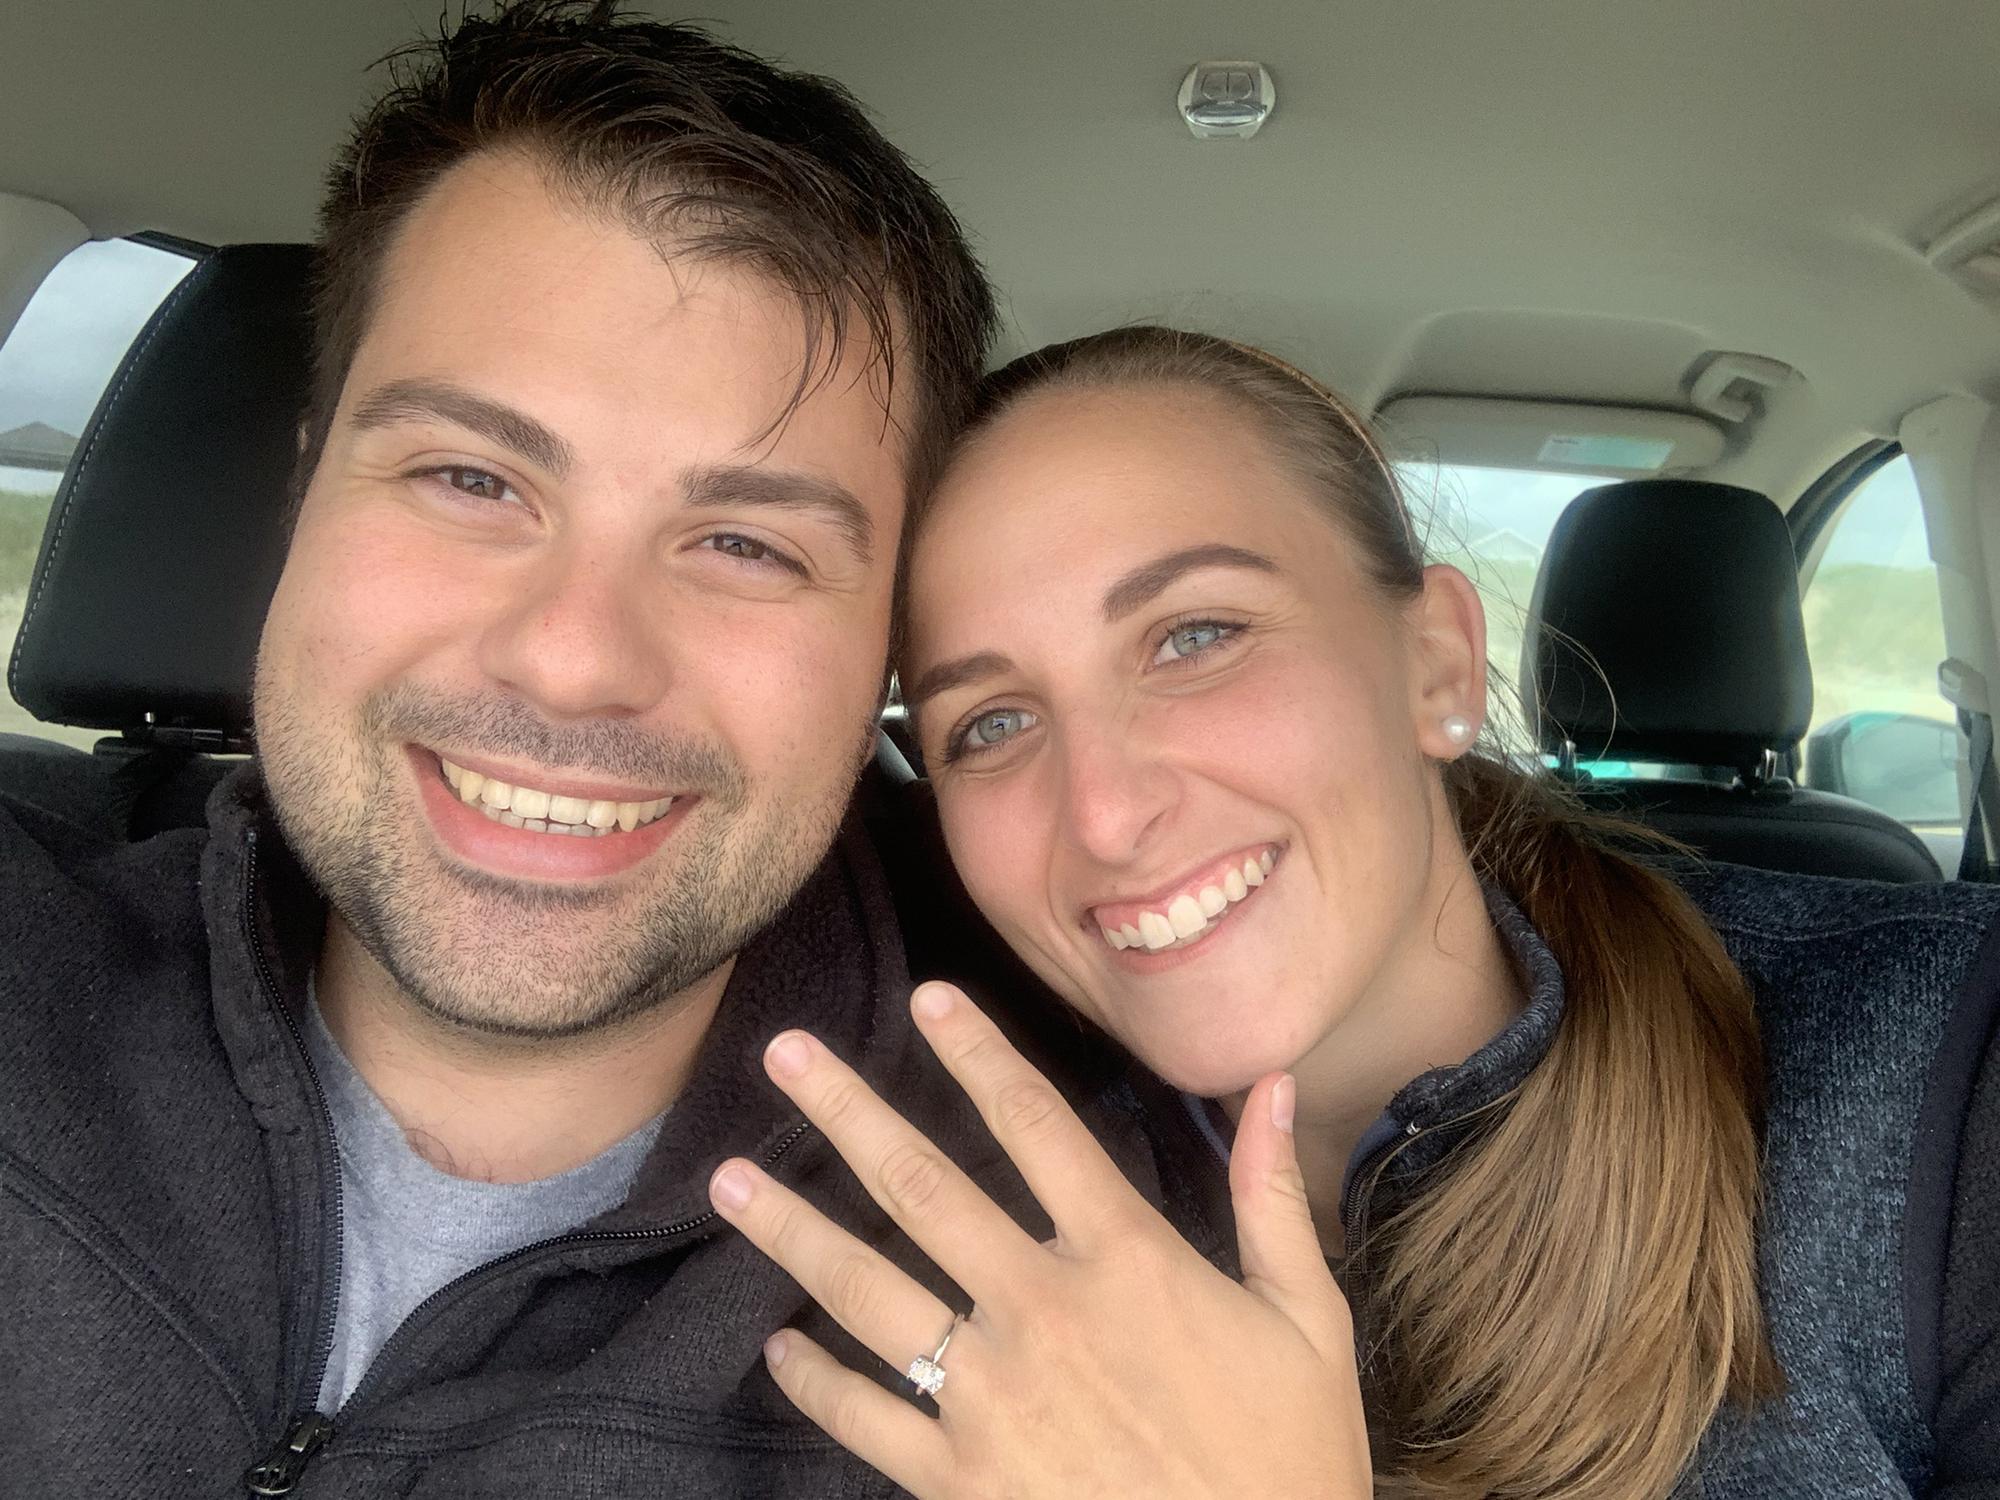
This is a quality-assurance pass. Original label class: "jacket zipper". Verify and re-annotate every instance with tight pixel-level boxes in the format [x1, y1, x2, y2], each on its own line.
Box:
[243, 1412, 335, 1497]
[1340, 1119, 1424, 1257]
[241, 828, 348, 1497]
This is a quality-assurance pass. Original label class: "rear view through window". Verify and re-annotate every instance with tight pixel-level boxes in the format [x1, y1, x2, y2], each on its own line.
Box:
[0, 236, 193, 747]
[1403, 462, 1610, 743]
[1799, 453, 1964, 867]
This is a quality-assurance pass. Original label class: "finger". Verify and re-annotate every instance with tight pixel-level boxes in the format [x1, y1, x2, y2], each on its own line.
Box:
[764, 1329, 949, 1500]
[1229, 1073, 1352, 1355]
[710, 1158, 957, 1379]
[910, 980, 1148, 1252]
[762, 1027, 1036, 1300]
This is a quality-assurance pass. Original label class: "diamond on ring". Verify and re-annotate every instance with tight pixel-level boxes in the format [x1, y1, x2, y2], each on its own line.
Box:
[905, 1314, 959, 1399]
[905, 1355, 947, 1398]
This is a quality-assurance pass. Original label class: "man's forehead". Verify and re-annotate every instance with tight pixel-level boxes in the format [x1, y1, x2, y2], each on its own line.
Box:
[359, 150, 916, 446]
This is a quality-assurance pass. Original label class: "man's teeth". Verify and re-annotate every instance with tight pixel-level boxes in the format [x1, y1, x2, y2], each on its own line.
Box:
[1099, 848, 1279, 952]
[439, 758, 674, 838]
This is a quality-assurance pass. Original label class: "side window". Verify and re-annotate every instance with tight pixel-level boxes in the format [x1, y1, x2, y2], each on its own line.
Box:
[1406, 463, 1671, 767]
[1798, 453, 1963, 868]
[1405, 462, 1610, 697]
[0, 237, 195, 748]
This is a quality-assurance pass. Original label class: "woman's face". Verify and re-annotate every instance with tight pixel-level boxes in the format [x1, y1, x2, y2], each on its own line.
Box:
[904, 383, 1487, 1096]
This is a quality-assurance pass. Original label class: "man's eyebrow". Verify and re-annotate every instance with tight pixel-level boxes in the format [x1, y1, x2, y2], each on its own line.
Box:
[903, 650, 1018, 710]
[681, 465, 876, 564]
[1102, 543, 1280, 622]
[348, 378, 576, 478]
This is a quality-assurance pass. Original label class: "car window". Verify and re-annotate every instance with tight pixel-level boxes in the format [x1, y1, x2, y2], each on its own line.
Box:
[1405, 462, 1612, 685]
[1798, 453, 1964, 869]
[1404, 463, 1623, 750]
[0, 236, 195, 749]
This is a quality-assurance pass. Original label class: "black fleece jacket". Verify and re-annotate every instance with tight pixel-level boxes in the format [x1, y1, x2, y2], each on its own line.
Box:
[0, 767, 1112, 1498]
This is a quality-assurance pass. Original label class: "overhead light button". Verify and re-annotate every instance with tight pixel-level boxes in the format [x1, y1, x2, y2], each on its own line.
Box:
[1178, 61, 1276, 140]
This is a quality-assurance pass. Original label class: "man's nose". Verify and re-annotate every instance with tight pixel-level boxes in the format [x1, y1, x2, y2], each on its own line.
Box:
[475, 542, 670, 720]
[1055, 716, 1180, 867]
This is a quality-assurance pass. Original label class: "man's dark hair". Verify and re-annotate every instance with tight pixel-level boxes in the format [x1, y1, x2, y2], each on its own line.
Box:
[305, 0, 995, 516]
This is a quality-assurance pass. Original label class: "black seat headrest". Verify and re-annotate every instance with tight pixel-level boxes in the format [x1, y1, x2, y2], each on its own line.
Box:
[1520, 478, 1813, 772]
[8, 243, 312, 745]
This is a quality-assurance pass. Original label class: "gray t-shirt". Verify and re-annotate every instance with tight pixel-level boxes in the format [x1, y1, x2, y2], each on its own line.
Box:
[305, 1000, 665, 1410]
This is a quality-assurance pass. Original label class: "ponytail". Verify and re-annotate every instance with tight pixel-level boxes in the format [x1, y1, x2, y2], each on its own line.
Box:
[1355, 754, 1783, 1498]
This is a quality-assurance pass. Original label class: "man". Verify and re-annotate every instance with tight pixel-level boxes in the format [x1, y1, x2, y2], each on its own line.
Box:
[0, 4, 1043, 1494]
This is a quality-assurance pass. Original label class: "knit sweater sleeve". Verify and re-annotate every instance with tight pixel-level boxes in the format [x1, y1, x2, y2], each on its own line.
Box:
[1930, 976, 2000, 1497]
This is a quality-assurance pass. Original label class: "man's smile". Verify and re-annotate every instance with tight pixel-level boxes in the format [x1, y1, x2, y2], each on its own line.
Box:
[408, 745, 695, 881]
[438, 753, 677, 836]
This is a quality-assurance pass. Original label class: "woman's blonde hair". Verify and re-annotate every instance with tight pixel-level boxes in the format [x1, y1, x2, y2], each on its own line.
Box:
[948, 326, 1785, 1499]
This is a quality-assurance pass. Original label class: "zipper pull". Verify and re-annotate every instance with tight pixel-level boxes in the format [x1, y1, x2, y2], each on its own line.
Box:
[244, 1411, 335, 1496]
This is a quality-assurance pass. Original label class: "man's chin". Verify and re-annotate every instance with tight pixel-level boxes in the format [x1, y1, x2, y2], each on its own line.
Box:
[384, 957, 719, 1043]
[335, 876, 738, 1042]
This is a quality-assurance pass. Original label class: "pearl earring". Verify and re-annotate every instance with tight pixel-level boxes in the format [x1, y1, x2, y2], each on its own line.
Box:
[1441, 714, 1475, 746]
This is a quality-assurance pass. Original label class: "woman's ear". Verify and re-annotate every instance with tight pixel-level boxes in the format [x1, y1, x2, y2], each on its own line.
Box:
[1408, 563, 1488, 760]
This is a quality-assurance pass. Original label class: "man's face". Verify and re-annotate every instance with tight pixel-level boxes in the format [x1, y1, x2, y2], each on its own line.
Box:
[254, 151, 905, 1037]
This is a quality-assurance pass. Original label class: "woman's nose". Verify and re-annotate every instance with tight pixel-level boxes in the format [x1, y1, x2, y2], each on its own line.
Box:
[475, 544, 670, 720]
[1055, 718, 1180, 866]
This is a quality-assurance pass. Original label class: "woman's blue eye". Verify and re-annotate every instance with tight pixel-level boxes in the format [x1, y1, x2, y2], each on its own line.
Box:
[1153, 620, 1233, 665]
[960, 707, 1037, 753]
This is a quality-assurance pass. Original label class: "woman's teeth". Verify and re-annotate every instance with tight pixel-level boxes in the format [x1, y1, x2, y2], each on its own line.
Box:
[439, 758, 674, 838]
[1099, 848, 1276, 953]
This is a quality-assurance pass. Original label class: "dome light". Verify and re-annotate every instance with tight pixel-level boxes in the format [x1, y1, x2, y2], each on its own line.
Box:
[1178, 61, 1276, 139]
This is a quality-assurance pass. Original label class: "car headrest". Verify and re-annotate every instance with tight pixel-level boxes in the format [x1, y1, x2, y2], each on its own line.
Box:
[1519, 478, 1813, 772]
[8, 243, 312, 745]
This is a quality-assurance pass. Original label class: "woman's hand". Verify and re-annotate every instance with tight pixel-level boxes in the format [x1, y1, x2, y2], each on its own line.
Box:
[706, 980, 1372, 1499]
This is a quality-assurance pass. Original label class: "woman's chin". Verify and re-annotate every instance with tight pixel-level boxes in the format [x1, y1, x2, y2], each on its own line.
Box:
[1126, 1032, 1306, 1102]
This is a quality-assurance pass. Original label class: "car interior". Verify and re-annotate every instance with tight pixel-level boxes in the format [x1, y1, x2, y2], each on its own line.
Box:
[3, 1, 1999, 895]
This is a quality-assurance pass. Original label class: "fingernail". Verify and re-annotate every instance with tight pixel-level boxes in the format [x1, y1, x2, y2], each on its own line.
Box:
[765, 1331, 790, 1369]
[765, 1031, 811, 1079]
[1270, 1073, 1296, 1134]
[710, 1164, 754, 1212]
[911, 982, 955, 1021]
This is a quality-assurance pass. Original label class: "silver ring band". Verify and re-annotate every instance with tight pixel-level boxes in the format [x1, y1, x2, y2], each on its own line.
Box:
[904, 1315, 960, 1399]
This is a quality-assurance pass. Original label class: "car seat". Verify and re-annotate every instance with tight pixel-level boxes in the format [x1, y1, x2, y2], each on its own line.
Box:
[1518, 478, 1941, 882]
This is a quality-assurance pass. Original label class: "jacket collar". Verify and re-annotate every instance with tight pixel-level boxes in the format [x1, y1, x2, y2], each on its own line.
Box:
[1383, 884, 1568, 1136]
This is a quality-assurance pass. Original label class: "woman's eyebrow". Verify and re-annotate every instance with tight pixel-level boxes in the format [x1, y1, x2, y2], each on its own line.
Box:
[1101, 543, 1278, 621]
[904, 649, 1017, 709]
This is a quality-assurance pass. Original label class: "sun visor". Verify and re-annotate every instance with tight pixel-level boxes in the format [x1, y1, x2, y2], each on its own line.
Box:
[1376, 397, 1726, 477]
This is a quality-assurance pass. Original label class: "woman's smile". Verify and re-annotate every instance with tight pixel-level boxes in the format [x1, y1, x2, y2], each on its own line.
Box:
[1085, 841, 1281, 955]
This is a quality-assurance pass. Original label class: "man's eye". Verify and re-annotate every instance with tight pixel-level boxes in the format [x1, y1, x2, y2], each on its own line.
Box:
[1152, 620, 1235, 666]
[438, 467, 512, 502]
[702, 533, 805, 574]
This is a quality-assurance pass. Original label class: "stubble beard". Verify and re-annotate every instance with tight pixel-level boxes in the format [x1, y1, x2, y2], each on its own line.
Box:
[255, 675, 861, 1041]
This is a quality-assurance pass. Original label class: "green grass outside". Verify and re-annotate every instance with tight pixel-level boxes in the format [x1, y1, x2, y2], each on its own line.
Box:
[1, 486, 53, 600]
[1800, 563, 1952, 727]
[1, 486, 98, 747]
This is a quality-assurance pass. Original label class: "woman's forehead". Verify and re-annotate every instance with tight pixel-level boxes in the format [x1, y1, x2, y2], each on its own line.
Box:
[905, 386, 1345, 667]
[924, 384, 1295, 556]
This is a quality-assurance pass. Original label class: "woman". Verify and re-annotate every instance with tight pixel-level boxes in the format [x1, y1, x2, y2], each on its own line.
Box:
[706, 327, 2000, 1497]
